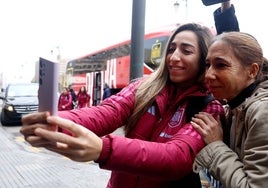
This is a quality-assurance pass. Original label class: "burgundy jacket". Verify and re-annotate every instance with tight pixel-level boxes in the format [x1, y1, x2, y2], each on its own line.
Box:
[77, 92, 90, 108]
[58, 92, 72, 111]
[59, 81, 224, 188]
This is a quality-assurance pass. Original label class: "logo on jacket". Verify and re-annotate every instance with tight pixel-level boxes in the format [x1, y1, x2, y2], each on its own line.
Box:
[169, 108, 184, 127]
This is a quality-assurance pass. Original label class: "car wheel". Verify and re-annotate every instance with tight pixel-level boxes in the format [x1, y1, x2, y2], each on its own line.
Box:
[1, 112, 11, 126]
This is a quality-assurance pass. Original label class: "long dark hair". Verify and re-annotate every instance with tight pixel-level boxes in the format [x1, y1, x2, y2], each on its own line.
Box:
[125, 23, 213, 134]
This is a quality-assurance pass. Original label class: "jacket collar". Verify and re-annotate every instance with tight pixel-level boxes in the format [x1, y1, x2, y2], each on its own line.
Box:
[228, 82, 257, 109]
[156, 82, 209, 115]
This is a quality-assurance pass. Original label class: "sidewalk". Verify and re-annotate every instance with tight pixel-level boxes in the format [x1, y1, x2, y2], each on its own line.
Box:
[0, 126, 110, 188]
[0, 126, 212, 188]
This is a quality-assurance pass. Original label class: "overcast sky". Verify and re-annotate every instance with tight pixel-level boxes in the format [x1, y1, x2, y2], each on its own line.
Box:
[0, 0, 266, 83]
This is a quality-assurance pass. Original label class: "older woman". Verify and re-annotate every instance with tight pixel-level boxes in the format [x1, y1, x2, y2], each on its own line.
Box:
[191, 31, 268, 188]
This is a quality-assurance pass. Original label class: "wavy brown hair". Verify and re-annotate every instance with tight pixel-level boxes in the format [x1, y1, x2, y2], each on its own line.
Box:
[124, 23, 213, 134]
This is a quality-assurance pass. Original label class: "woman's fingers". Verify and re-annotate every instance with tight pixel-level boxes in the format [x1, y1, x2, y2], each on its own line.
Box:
[20, 122, 51, 137]
[25, 134, 78, 160]
[191, 120, 206, 135]
[22, 111, 49, 124]
[34, 127, 100, 162]
[34, 127, 78, 147]
[44, 145, 86, 162]
[20, 111, 51, 137]
[46, 116, 89, 137]
[24, 134, 55, 147]
[21, 114, 102, 162]
[191, 112, 223, 144]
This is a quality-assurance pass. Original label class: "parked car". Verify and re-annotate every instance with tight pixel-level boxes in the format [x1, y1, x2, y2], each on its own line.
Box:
[0, 83, 39, 126]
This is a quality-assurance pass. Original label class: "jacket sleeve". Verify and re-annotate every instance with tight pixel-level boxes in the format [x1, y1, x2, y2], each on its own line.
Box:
[95, 99, 224, 180]
[58, 95, 62, 110]
[96, 128, 204, 180]
[193, 98, 268, 188]
[66, 93, 73, 109]
[214, 4, 240, 34]
[58, 81, 138, 136]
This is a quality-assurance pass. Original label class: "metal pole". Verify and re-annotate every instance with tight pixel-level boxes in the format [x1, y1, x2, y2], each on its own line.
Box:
[130, 0, 146, 81]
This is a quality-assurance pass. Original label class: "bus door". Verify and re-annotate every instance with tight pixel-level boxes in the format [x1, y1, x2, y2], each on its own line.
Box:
[92, 72, 102, 106]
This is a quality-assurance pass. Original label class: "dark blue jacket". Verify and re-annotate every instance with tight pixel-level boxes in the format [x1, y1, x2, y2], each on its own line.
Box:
[214, 4, 240, 34]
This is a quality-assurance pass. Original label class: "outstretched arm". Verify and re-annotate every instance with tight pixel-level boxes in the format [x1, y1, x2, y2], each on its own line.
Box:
[214, 0, 240, 34]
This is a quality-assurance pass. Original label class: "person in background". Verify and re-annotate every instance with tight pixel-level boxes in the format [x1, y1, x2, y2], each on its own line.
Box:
[68, 85, 77, 109]
[58, 87, 72, 111]
[102, 83, 112, 100]
[20, 23, 225, 188]
[77, 86, 90, 109]
[191, 32, 268, 188]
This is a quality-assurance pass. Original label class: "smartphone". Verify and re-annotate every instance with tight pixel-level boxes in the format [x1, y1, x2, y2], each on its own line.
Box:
[38, 57, 59, 116]
[201, 0, 229, 6]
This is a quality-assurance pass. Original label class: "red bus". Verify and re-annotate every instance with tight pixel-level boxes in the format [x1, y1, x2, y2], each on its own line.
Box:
[65, 24, 179, 106]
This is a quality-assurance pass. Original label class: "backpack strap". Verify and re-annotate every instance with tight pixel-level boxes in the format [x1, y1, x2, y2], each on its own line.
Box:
[185, 94, 215, 123]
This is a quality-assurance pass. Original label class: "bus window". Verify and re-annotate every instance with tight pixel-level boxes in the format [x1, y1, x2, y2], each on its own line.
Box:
[151, 40, 162, 65]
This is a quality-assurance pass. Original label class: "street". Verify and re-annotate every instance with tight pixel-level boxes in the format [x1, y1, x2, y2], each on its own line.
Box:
[0, 124, 115, 188]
